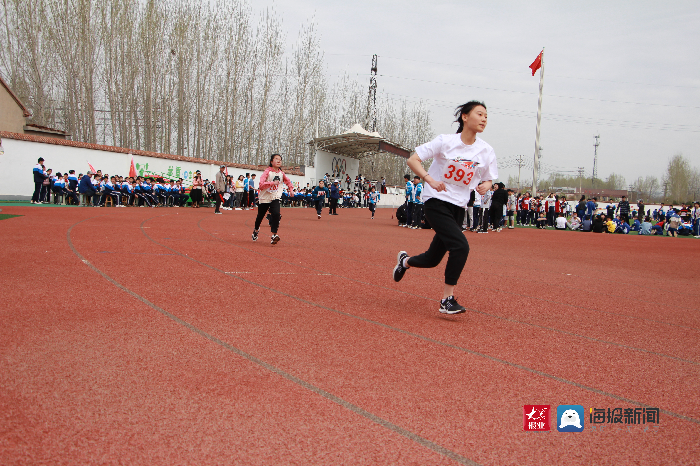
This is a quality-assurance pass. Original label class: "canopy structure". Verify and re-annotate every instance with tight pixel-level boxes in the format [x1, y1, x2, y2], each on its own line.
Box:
[310, 124, 411, 159]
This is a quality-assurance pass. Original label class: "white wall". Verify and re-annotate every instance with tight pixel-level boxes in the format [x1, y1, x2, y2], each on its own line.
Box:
[311, 149, 359, 186]
[0, 138, 307, 199]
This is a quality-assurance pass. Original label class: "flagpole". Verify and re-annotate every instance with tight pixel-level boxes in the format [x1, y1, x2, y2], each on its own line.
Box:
[532, 48, 544, 195]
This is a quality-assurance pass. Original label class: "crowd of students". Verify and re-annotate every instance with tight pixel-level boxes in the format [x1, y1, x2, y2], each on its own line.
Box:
[29, 158, 385, 215]
[393, 179, 700, 238]
[459, 186, 700, 237]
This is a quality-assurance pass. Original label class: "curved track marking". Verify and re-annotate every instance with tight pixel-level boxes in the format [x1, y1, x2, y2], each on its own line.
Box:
[66, 215, 481, 466]
[133, 214, 700, 426]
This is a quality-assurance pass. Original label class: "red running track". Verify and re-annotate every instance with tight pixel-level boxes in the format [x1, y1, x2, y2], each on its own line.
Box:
[1, 204, 699, 465]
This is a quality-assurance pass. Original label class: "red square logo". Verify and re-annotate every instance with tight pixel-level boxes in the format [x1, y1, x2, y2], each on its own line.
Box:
[523, 405, 551, 431]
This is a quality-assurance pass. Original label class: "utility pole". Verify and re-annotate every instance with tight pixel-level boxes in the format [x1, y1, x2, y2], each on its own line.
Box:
[515, 155, 525, 189]
[365, 54, 378, 133]
[592, 135, 600, 188]
[577, 166, 585, 196]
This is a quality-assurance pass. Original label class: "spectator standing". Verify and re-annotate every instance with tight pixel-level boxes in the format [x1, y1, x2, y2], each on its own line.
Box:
[491, 182, 508, 232]
[403, 174, 414, 228]
[40, 168, 52, 203]
[190, 173, 204, 208]
[471, 190, 481, 231]
[248, 174, 256, 209]
[617, 196, 631, 224]
[606, 202, 616, 219]
[329, 181, 340, 215]
[412, 176, 423, 229]
[692, 202, 700, 238]
[577, 195, 586, 220]
[234, 175, 245, 209]
[479, 183, 493, 232]
[31, 157, 47, 204]
[586, 197, 597, 219]
[507, 189, 517, 229]
[214, 165, 226, 214]
[544, 193, 556, 226]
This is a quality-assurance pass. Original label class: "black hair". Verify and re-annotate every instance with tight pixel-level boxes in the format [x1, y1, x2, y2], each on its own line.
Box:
[404, 174, 410, 180]
[38, 157, 44, 162]
[454, 101, 487, 133]
[269, 153, 281, 167]
[580, 195, 585, 202]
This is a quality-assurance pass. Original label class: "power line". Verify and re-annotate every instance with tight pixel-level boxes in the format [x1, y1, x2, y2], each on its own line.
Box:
[378, 74, 700, 110]
[378, 91, 700, 133]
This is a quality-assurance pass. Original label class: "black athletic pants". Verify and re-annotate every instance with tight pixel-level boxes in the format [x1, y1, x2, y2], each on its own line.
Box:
[412, 203, 424, 227]
[215, 192, 222, 213]
[406, 198, 470, 286]
[32, 182, 42, 202]
[491, 203, 504, 229]
[254, 199, 280, 234]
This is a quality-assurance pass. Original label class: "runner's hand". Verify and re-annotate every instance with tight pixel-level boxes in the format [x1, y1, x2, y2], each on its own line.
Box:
[426, 177, 446, 192]
[476, 180, 493, 195]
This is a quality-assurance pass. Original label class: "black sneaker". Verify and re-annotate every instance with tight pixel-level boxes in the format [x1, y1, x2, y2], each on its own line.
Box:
[393, 251, 409, 282]
[252, 230, 259, 241]
[439, 296, 466, 314]
[271, 234, 280, 245]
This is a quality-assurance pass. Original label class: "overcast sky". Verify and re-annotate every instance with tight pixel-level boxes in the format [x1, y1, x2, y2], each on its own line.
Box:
[260, 0, 700, 185]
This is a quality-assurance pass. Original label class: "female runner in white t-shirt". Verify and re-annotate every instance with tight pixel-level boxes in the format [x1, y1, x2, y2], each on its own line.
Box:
[393, 101, 498, 314]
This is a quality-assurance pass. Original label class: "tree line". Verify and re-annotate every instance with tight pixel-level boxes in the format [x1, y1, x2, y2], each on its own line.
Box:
[0, 0, 433, 185]
[506, 153, 699, 203]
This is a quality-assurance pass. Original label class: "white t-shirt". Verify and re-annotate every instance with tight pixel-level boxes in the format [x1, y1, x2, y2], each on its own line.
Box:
[415, 134, 498, 208]
[556, 217, 567, 229]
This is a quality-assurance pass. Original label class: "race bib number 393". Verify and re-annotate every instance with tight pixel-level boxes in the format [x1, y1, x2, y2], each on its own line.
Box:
[442, 160, 479, 187]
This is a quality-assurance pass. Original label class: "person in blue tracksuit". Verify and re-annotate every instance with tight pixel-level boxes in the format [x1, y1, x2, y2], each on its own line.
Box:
[403, 174, 413, 227]
[585, 197, 597, 219]
[51, 173, 65, 204]
[31, 158, 48, 203]
[99, 176, 120, 206]
[312, 180, 330, 219]
[242, 173, 250, 209]
[60, 173, 80, 205]
[140, 179, 156, 207]
[329, 181, 340, 215]
[412, 176, 423, 229]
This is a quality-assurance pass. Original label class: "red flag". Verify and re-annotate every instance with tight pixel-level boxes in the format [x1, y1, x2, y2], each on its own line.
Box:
[129, 154, 137, 178]
[224, 166, 229, 177]
[87, 161, 96, 173]
[529, 51, 543, 76]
